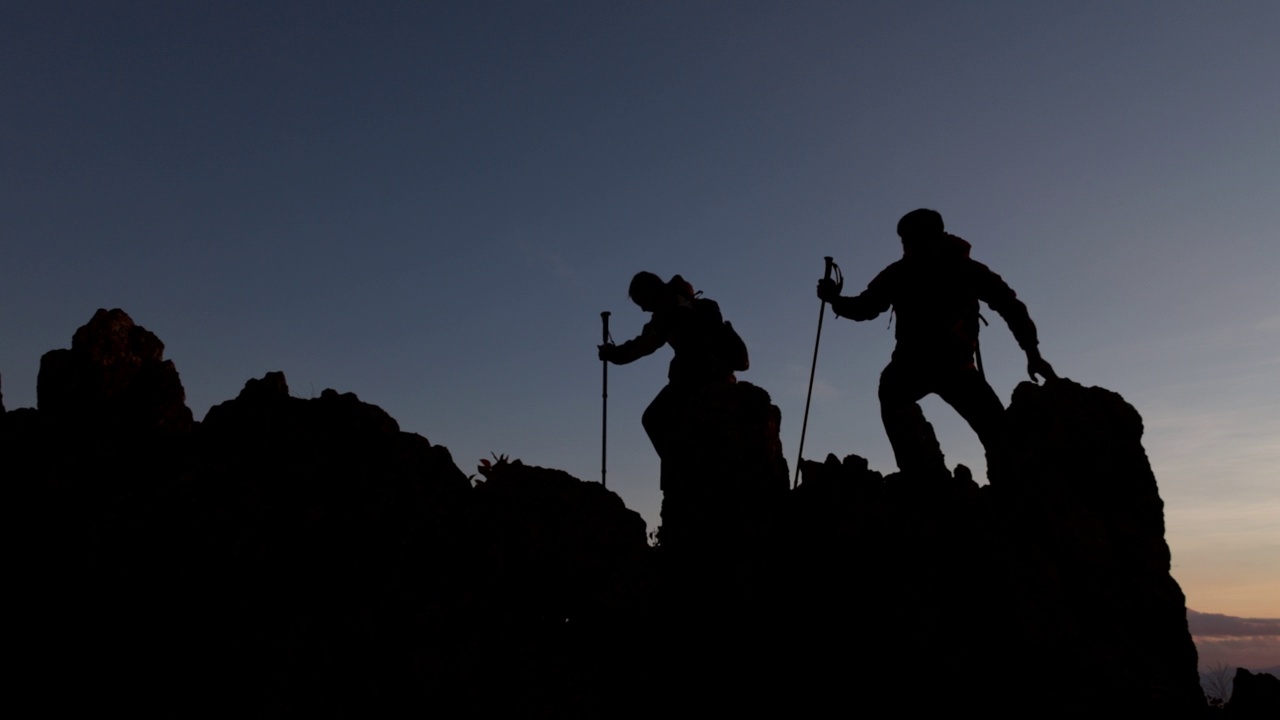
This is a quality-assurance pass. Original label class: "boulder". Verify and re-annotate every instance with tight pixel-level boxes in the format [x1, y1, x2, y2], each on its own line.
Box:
[990, 378, 1204, 711]
[659, 381, 788, 552]
[36, 308, 192, 433]
[1228, 668, 1280, 715]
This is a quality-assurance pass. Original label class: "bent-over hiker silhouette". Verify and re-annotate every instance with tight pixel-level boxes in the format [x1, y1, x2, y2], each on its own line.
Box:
[599, 272, 747, 488]
[817, 209, 1056, 476]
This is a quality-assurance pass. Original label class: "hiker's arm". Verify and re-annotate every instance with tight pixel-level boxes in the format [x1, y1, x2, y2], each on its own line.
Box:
[976, 264, 1038, 351]
[977, 264, 1057, 382]
[821, 267, 893, 322]
[599, 317, 666, 364]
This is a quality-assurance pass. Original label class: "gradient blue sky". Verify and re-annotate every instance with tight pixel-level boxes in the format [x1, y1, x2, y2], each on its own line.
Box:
[3, 1, 1276, 637]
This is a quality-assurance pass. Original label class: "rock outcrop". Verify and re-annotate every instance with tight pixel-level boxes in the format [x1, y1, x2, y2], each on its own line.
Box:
[1228, 668, 1280, 715]
[661, 380, 788, 552]
[993, 379, 1205, 711]
[783, 378, 1205, 712]
[5, 310, 1211, 715]
[36, 308, 192, 433]
[6, 311, 654, 715]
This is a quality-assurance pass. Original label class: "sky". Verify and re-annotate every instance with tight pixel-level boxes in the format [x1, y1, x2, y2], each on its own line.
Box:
[3, 1, 1276, 664]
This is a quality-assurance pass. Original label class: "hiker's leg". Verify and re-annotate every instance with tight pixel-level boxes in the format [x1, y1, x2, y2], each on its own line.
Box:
[644, 383, 695, 492]
[936, 369, 1008, 476]
[879, 362, 946, 475]
[642, 384, 682, 460]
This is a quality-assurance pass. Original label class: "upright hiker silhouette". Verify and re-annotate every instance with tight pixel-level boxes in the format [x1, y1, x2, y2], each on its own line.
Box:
[817, 209, 1056, 477]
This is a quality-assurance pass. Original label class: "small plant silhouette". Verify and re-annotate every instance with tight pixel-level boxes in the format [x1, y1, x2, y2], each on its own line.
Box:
[476, 453, 511, 483]
[1201, 661, 1234, 708]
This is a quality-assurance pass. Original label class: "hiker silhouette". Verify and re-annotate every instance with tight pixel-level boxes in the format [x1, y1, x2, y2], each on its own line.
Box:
[599, 272, 747, 488]
[817, 209, 1056, 477]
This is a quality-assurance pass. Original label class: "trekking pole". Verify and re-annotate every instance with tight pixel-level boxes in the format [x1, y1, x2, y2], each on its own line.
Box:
[794, 257, 840, 489]
[601, 311, 611, 488]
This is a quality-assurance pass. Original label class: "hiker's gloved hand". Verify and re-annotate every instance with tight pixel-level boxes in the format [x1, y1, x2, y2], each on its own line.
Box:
[1027, 352, 1058, 384]
[816, 278, 841, 303]
[597, 344, 615, 362]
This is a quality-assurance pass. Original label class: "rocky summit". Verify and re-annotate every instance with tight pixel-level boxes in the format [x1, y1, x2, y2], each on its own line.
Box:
[4, 309, 1247, 716]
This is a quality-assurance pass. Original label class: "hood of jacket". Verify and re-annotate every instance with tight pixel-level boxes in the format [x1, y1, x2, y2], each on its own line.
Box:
[902, 232, 972, 261]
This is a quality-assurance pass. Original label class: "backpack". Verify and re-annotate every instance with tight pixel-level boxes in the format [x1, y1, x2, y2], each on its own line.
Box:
[692, 296, 750, 373]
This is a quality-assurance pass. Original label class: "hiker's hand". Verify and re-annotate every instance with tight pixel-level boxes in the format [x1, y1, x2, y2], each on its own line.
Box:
[598, 344, 614, 362]
[817, 278, 841, 303]
[1027, 353, 1057, 384]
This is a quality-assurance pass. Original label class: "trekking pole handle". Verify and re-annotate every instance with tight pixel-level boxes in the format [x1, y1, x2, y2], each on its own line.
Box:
[601, 311, 610, 341]
[823, 256, 834, 282]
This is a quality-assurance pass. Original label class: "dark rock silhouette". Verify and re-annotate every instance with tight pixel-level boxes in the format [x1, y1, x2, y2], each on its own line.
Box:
[660, 380, 788, 552]
[6, 310, 1211, 715]
[37, 308, 192, 433]
[994, 379, 1203, 710]
[1227, 668, 1280, 715]
[474, 458, 648, 598]
[786, 378, 1205, 712]
[203, 370, 403, 435]
[470, 457, 654, 713]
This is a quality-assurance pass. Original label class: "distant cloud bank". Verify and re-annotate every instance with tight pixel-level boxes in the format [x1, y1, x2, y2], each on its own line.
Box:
[1188, 610, 1280, 671]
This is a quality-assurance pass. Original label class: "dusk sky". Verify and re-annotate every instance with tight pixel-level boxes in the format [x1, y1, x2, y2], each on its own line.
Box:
[3, 1, 1276, 665]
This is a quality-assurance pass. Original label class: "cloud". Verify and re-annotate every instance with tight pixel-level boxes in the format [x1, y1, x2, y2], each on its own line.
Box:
[1188, 610, 1280, 671]
[1188, 610, 1280, 638]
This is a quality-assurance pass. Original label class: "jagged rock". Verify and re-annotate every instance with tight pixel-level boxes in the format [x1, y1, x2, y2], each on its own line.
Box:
[203, 371, 401, 436]
[777, 378, 1205, 712]
[1004, 377, 1155, 495]
[181, 372, 475, 714]
[473, 458, 649, 613]
[7, 311, 1212, 715]
[638, 383, 795, 715]
[660, 381, 788, 551]
[467, 458, 654, 717]
[195, 371, 470, 542]
[793, 453, 887, 525]
[36, 308, 192, 433]
[990, 378, 1204, 711]
[1228, 668, 1280, 715]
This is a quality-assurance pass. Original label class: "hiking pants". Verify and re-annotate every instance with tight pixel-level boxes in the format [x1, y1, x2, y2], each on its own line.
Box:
[642, 377, 734, 490]
[878, 360, 1006, 476]
[643, 384, 685, 459]
[642, 383, 699, 487]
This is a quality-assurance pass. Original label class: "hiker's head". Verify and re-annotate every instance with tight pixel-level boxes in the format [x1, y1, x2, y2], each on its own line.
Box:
[629, 271, 669, 312]
[897, 209, 946, 256]
[897, 209, 945, 241]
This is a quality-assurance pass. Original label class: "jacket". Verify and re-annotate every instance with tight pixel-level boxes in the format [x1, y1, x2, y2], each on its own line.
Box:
[609, 296, 736, 384]
[829, 233, 1039, 368]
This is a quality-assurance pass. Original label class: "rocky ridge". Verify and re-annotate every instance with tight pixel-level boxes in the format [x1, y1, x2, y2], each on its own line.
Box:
[2, 309, 1238, 715]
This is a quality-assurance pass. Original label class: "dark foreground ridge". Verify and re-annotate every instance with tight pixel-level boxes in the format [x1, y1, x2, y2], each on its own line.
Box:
[4, 309, 1262, 715]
